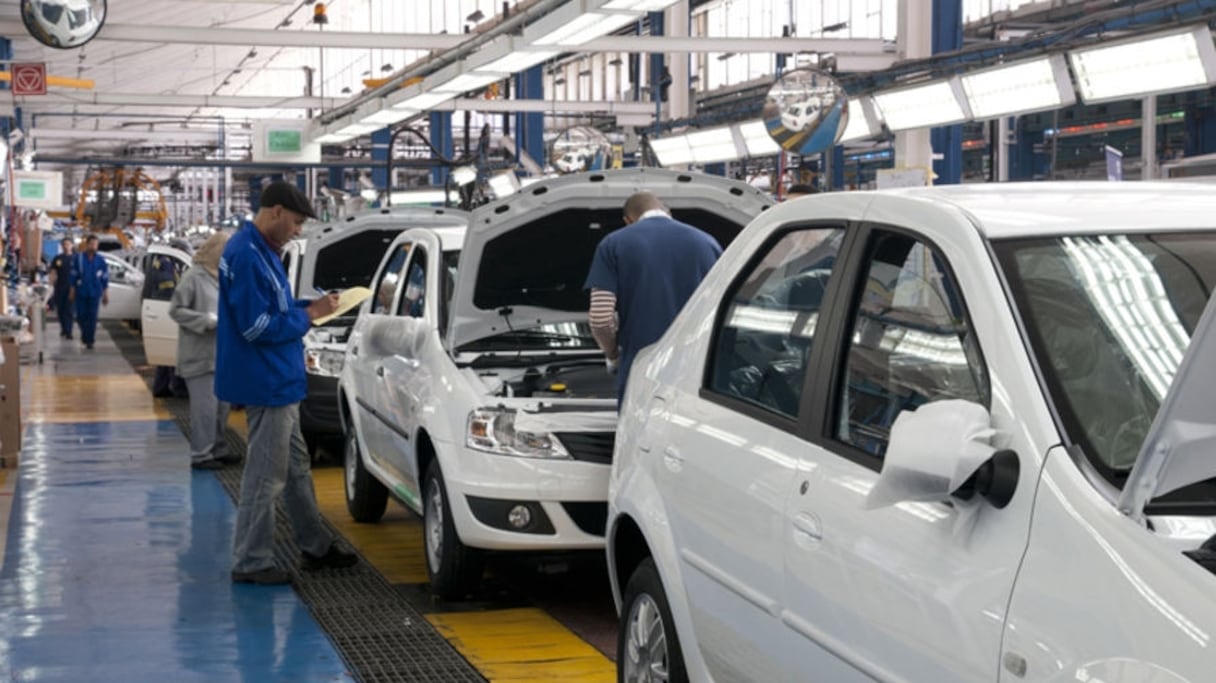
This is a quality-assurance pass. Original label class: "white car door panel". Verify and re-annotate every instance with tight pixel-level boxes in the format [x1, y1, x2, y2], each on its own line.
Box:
[140, 247, 191, 367]
[98, 255, 141, 320]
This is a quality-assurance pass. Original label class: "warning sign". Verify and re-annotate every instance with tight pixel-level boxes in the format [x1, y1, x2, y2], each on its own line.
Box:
[12, 63, 46, 96]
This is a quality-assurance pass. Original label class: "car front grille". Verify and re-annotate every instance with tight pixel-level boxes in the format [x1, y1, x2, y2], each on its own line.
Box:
[561, 502, 608, 536]
[554, 432, 615, 465]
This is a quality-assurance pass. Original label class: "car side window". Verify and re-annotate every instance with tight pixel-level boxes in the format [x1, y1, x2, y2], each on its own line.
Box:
[371, 243, 410, 315]
[834, 230, 989, 457]
[142, 254, 186, 302]
[397, 246, 428, 319]
[707, 228, 845, 420]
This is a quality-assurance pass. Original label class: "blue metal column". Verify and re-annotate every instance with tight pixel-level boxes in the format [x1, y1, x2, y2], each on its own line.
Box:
[327, 166, 346, 195]
[930, 0, 963, 185]
[831, 146, 845, 190]
[370, 128, 390, 196]
[430, 111, 453, 186]
[514, 66, 544, 168]
[248, 177, 263, 214]
[649, 11, 665, 106]
[1184, 96, 1216, 156]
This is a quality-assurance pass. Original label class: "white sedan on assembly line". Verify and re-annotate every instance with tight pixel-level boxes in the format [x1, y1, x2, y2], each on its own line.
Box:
[607, 182, 1216, 683]
[339, 168, 773, 599]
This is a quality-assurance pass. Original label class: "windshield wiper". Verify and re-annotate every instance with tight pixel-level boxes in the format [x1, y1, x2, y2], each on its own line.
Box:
[495, 330, 597, 344]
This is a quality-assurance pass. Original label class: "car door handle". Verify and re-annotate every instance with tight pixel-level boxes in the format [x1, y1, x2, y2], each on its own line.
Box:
[662, 445, 683, 472]
[350, 345, 359, 357]
[375, 365, 385, 377]
[792, 512, 823, 542]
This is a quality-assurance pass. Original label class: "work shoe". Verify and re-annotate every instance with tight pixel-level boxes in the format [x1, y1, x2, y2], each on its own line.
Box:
[191, 459, 224, 470]
[232, 567, 292, 585]
[301, 543, 358, 570]
[218, 454, 243, 466]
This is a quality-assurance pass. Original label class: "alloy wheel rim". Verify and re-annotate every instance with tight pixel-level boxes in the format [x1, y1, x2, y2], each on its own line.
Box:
[425, 479, 443, 573]
[344, 435, 357, 502]
[622, 593, 669, 683]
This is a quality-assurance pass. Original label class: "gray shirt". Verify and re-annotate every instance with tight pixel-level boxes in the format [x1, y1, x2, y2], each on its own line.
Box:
[169, 265, 220, 379]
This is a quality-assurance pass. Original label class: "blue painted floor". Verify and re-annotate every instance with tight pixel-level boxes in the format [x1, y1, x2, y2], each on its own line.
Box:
[0, 420, 356, 683]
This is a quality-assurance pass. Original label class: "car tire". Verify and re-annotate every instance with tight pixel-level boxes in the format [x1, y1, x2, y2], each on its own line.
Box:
[344, 429, 387, 523]
[423, 460, 484, 600]
[618, 557, 688, 683]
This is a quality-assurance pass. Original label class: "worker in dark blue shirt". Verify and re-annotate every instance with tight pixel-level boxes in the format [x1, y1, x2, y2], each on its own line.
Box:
[584, 191, 722, 405]
[73, 234, 109, 350]
[48, 237, 74, 339]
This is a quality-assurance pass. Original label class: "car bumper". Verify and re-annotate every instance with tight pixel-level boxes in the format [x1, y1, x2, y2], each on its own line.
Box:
[301, 374, 341, 436]
[441, 441, 611, 552]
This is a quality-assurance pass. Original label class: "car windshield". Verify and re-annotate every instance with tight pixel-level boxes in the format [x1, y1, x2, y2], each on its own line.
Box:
[995, 232, 1216, 483]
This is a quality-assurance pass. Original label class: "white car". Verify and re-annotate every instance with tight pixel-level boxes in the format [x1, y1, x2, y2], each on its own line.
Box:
[780, 96, 821, 133]
[97, 252, 144, 321]
[140, 243, 193, 367]
[340, 168, 773, 599]
[607, 182, 1216, 683]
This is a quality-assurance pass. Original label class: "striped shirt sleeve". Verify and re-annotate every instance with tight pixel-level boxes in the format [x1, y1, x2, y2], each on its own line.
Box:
[588, 288, 618, 360]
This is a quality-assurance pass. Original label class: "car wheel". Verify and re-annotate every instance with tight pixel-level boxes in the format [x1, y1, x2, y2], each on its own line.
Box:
[619, 557, 688, 683]
[423, 460, 484, 600]
[344, 429, 387, 523]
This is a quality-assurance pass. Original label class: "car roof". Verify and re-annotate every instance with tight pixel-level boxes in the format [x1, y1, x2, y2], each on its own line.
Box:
[866, 182, 1216, 240]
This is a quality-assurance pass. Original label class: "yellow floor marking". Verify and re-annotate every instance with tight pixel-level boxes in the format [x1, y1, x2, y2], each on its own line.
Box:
[312, 466, 430, 584]
[427, 609, 616, 682]
[25, 375, 172, 423]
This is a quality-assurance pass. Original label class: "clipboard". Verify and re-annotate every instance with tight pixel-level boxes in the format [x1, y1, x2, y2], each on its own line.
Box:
[311, 286, 373, 326]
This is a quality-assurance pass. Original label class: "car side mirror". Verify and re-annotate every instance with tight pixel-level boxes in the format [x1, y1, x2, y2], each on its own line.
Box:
[364, 315, 427, 357]
[864, 399, 1019, 511]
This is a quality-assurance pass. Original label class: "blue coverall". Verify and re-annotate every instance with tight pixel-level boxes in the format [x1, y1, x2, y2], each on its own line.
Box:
[73, 252, 109, 347]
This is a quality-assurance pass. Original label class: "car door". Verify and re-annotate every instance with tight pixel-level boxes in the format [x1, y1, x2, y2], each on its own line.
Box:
[348, 240, 412, 468]
[97, 255, 140, 320]
[376, 233, 443, 495]
[780, 225, 1034, 682]
[140, 246, 190, 367]
[652, 226, 848, 683]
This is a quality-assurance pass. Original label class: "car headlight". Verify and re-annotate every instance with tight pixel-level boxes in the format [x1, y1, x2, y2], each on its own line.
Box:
[466, 408, 570, 459]
[304, 347, 344, 377]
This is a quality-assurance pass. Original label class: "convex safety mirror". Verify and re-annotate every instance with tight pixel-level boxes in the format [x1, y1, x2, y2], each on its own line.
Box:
[22, 0, 106, 49]
[762, 67, 849, 156]
[548, 126, 613, 174]
[865, 400, 1020, 510]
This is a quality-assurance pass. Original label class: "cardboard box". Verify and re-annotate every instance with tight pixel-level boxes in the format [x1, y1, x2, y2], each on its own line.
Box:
[0, 340, 22, 466]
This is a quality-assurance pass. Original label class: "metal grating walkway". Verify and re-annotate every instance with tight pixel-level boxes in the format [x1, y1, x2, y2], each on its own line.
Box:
[104, 322, 485, 683]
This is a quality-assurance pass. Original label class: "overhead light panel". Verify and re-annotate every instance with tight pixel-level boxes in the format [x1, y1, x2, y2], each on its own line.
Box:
[600, 0, 679, 10]
[392, 89, 458, 111]
[432, 72, 506, 94]
[649, 135, 694, 166]
[488, 171, 522, 198]
[686, 126, 741, 163]
[450, 165, 477, 186]
[362, 107, 418, 126]
[962, 55, 1075, 119]
[532, 11, 638, 46]
[736, 120, 781, 156]
[872, 79, 968, 131]
[840, 98, 877, 142]
[476, 50, 559, 73]
[313, 126, 352, 144]
[1068, 25, 1216, 104]
[336, 121, 382, 137]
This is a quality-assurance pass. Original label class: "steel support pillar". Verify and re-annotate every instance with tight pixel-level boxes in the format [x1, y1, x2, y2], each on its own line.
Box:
[370, 128, 391, 192]
[430, 111, 453, 187]
[668, 0, 690, 122]
[930, 0, 962, 185]
[994, 117, 1010, 182]
[893, 1, 932, 173]
[1142, 95, 1158, 180]
[513, 66, 544, 169]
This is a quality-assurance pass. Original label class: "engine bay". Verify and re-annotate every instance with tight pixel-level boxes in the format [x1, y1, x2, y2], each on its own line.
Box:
[481, 359, 617, 399]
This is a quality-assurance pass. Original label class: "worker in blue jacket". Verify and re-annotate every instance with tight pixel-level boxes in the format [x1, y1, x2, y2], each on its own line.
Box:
[72, 234, 109, 350]
[215, 181, 355, 585]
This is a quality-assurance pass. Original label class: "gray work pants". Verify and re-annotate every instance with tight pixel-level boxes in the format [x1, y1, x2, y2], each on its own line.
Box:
[184, 373, 230, 464]
[231, 403, 334, 573]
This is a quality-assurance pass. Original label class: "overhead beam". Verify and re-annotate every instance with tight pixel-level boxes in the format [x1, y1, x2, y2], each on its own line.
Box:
[438, 98, 658, 114]
[30, 128, 233, 142]
[13, 92, 342, 110]
[580, 36, 893, 55]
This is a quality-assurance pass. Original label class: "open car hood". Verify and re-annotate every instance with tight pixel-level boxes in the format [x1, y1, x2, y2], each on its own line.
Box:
[299, 206, 468, 293]
[1119, 290, 1216, 521]
[448, 168, 773, 350]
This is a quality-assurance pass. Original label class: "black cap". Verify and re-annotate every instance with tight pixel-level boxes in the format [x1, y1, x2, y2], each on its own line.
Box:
[259, 181, 317, 219]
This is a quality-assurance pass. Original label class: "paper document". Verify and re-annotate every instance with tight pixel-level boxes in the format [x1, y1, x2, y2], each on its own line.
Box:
[311, 286, 372, 326]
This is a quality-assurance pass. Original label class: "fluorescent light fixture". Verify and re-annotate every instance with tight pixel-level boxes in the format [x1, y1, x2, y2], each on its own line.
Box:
[362, 106, 418, 126]
[450, 165, 477, 186]
[840, 98, 876, 142]
[737, 119, 781, 156]
[392, 90, 458, 111]
[1068, 25, 1216, 104]
[600, 0, 678, 10]
[872, 79, 968, 131]
[313, 130, 350, 144]
[687, 126, 741, 163]
[390, 189, 460, 205]
[336, 121, 382, 137]
[476, 50, 558, 73]
[649, 135, 694, 166]
[961, 55, 1075, 119]
[533, 11, 638, 46]
[488, 171, 521, 198]
[433, 71, 507, 94]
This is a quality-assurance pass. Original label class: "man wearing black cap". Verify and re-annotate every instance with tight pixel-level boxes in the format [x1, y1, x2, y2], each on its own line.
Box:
[215, 180, 356, 585]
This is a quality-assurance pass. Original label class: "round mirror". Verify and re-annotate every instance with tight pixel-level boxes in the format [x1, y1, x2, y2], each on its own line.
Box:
[548, 126, 612, 174]
[762, 68, 849, 156]
[21, 0, 107, 50]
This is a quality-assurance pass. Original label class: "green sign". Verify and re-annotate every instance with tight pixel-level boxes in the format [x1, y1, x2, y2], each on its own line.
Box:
[267, 129, 303, 154]
[18, 180, 46, 200]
